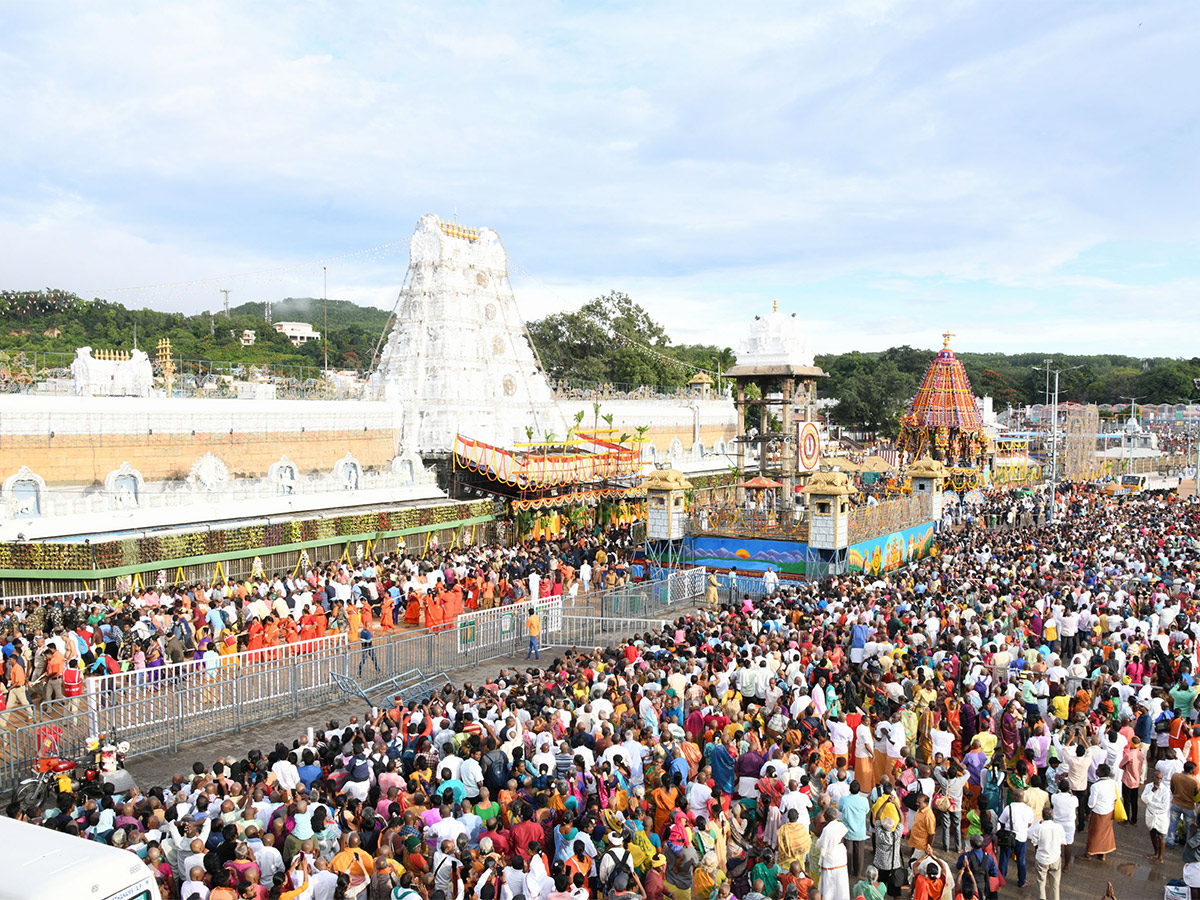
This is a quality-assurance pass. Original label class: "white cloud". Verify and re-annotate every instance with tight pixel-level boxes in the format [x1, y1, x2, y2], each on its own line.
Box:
[0, 0, 1197, 354]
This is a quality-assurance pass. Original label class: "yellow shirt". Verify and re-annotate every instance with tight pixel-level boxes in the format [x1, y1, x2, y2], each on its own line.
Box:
[1051, 695, 1069, 720]
[976, 732, 998, 756]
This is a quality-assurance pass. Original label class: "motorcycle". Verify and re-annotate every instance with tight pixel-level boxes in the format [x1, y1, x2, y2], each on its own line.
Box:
[15, 759, 80, 810]
[14, 739, 131, 810]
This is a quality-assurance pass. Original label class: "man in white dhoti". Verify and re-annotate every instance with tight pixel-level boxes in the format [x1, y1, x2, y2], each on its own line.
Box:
[817, 808, 850, 900]
[1142, 767, 1171, 863]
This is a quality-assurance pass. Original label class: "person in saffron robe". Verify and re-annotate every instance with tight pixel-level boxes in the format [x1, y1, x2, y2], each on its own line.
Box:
[218, 633, 238, 667]
[404, 590, 422, 626]
[380, 592, 395, 631]
[247, 619, 265, 659]
[264, 617, 282, 660]
[282, 617, 300, 651]
[300, 609, 318, 649]
[314, 605, 328, 639]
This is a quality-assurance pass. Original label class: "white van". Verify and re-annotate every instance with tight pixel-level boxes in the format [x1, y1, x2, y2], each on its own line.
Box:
[0, 817, 158, 900]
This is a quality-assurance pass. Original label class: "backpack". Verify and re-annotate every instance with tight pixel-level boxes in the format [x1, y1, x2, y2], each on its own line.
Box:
[484, 752, 510, 794]
[349, 754, 371, 781]
[981, 770, 1001, 813]
[605, 849, 633, 889]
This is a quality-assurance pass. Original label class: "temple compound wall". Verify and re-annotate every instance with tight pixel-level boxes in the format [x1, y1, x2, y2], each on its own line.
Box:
[0, 395, 398, 485]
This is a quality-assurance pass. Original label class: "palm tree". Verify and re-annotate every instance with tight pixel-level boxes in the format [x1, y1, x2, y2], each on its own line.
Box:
[712, 346, 736, 393]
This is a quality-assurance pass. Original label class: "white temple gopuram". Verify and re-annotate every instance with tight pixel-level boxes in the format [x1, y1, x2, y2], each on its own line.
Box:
[370, 215, 567, 454]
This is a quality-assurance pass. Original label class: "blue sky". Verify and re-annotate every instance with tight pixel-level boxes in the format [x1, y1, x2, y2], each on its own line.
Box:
[1, 0, 1197, 356]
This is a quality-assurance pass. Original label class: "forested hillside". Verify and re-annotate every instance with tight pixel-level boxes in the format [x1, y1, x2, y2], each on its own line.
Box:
[0, 290, 391, 369]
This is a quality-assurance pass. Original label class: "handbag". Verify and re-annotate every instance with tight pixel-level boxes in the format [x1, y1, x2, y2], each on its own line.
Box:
[996, 804, 1015, 849]
[1114, 792, 1128, 823]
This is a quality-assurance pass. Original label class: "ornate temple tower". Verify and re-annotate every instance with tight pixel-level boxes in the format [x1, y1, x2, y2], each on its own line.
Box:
[896, 333, 986, 467]
[371, 215, 566, 456]
[725, 303, 825, 501]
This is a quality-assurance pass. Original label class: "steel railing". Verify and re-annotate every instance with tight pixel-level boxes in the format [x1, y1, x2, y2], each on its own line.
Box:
[0, 569, 709, 792]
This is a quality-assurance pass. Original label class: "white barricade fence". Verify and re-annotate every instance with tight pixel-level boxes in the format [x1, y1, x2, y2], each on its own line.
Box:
[454, 595, 563, 656]
[0, 589, 95, 609]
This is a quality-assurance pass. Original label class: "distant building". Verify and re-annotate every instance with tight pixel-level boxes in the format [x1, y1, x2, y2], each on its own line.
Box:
[273, 321, 320, 346]
[240, 329, 256, 347]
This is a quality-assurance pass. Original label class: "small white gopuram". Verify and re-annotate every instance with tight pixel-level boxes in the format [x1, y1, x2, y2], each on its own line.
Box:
[370, 214, 566, 455]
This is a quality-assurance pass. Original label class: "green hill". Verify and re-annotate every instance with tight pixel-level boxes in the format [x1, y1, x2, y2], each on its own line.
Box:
[229, 297, 392, 332]
[0, 290, 393, 370]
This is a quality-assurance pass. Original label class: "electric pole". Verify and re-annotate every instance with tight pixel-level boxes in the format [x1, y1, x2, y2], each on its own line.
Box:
[221, 288, 231, 317]
[323, 266, 329, 373]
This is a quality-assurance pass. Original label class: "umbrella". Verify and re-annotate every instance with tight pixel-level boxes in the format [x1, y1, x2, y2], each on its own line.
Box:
[738, 476, 783, 489]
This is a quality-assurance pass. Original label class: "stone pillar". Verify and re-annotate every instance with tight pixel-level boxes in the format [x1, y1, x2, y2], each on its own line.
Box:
[736, 381, 746, 505]
[759, 395, 768, 477]
[781, 376, 795, 502]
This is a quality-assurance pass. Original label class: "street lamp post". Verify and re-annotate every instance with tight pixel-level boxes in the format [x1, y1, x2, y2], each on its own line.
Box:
[1033, 363, 1083, 525]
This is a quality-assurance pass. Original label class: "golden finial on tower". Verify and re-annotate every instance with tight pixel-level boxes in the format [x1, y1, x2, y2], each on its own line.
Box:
[942, 331, 956, 349]
[773, 300, 778, 313]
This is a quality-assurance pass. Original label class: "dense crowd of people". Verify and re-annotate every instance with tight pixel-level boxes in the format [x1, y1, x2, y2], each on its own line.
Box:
[0, 530, 641, 709]
[5, 484, 1200, 900]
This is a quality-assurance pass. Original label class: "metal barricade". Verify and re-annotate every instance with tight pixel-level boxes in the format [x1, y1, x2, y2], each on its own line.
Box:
[546, 615, 672, 650]
[713, 571, 773, 603]
[238, 657, 295, 725]
[597, 568, 707, 619]
[175, 677, 238, 746]
[0, 574, 703, 793]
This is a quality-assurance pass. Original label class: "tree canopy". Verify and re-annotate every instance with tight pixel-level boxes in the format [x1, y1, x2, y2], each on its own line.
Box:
[526, 291, 733, 389]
